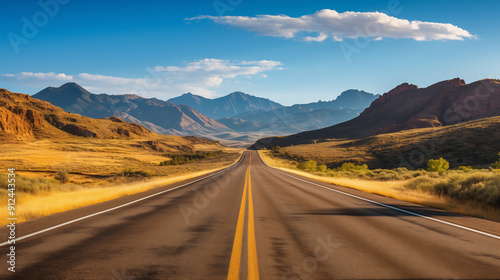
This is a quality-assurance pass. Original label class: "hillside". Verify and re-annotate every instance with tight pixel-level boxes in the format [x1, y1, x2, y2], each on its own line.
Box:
[0, 87, 240, 185]
[0, 87, 224, 149]
[168, 91, 284, 119]
[268, 115, 500, 169]
[0, 88, 153, 140]
[253, 78, 500, 148]
[33, 83, 229, 135]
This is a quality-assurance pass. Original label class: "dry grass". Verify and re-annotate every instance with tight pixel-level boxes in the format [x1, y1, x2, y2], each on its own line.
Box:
[259, 150, 500, 222]
[0, 137, 241, 185]
[0, 152, 242, 225]
[0, 134, 242, 225]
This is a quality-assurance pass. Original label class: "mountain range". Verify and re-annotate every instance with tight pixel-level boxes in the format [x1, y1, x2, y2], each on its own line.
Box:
[222, 89, 377, 133]
[32, 83, 378, 146]
[167, 92, 283, 119]
[253, 78, 500, 149]
[33, 83, 228, 134]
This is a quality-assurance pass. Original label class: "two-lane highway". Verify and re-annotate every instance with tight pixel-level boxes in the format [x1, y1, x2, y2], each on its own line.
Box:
[2, 151, 500, 279]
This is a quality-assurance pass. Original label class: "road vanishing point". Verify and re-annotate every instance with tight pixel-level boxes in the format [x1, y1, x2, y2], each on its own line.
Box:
[1, 151, 500, 279]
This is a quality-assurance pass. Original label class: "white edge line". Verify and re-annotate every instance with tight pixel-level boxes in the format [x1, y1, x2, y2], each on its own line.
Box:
[254, 151, 500, 241]
[0, 153, 245, 247]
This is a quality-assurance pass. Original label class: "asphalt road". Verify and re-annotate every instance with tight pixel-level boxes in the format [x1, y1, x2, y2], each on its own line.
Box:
[1, 151, 500, 279]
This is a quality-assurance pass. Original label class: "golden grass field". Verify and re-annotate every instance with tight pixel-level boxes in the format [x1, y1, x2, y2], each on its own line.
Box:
[259, 150, 500, 222]
[0, 136, 240, 184]
[0, 137, 242, 225]
[0, 161, 242, 225]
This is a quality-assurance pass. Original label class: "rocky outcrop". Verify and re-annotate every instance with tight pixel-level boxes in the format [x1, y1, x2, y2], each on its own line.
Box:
[370, 83, 419, 107]
[0, 106, 44, 136]
[0, 88, 155, 140]
[253, 78, 500, 149]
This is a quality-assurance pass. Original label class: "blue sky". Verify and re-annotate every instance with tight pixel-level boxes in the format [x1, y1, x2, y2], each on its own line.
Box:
[1, 0, 499, 105]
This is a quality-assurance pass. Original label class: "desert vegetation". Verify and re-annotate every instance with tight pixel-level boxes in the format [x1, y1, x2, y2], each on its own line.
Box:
[159, 150, 223, 166]
[0, 133, 242, 225]
[0, 174, 70, 195]
[261, 116, 500, 170]
[0, 151, 242, 225]
[260, 148, 500, 221]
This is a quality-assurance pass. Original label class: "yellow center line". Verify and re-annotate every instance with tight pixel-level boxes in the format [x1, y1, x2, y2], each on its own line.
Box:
[227, 166, 248, 279]
[247, 155, 259, 280]
[227, 153, 260, 280]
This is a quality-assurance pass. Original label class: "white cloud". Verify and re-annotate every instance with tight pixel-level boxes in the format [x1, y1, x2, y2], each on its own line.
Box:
[187, 9, 474, 42]
[0, 59, 282, 98]
[0, 72, 73, 85]
[152, 59, 282, 96]
[304, 33, 328, 42]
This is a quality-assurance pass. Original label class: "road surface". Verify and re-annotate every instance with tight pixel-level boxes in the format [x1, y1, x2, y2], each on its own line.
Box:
[1, 151, 500, 279]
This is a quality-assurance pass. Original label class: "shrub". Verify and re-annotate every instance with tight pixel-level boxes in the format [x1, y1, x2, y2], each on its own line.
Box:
[404, 176, 448, 195]
[492, 152, 500, 169]
[457, 166, 473, 172]
[447, 174, 500, 206]
[427, 158, 449, 172]
[159, 150, 223, 166]
[326, 170, 337, 177]
[298, 160, 317, 171]
[0, 174, 62, 194]
[337, 162, 368, 172]
[317, 165, 328, 173]
[121, 167, 154, 177]
[55, 170, 69, 183]
[121, 167, 135, 176]
[404, 173, 500, 206]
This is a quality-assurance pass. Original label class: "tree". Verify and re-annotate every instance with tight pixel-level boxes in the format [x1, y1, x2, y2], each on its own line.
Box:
[427, 158, 449, 172]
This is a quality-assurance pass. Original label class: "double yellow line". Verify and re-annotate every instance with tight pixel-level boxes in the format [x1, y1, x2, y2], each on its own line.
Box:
[227, 154, 259, 280]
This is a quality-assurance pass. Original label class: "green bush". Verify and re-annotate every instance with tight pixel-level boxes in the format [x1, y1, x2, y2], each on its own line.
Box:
[457, 166, 473, 172]
[121, 167, 154, 177]
[492, 152, 500, 169]
[298, 160, 317, 171]
[159, 150, 223, 166]
[404, 173, 500, 206]
[405, 176, 444, 194]
[427, 158, 449, 172]
[337, 162, 368, 172]
[317, 165, 328, 173]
